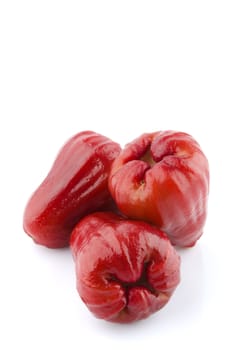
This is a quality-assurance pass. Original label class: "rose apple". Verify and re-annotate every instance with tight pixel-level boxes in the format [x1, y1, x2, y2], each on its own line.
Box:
[70, 212, 180, 323]
[23, 131, 121, 248]
[108, 131, 209, 247]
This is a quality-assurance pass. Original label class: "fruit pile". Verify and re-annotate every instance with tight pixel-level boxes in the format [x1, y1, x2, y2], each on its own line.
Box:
[23, 130, 209, 323]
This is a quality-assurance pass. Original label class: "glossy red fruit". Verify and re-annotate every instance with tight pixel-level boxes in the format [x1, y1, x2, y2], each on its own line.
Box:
[23, 131, 121, 248]
[70, 212, 180, 323]
[108, 131, 209, 247]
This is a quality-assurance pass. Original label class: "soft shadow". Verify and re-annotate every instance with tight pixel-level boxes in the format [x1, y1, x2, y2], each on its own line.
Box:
[30, 240, 72, 263]
[163, 244, 205, 324]
[30, 242, 74, 285]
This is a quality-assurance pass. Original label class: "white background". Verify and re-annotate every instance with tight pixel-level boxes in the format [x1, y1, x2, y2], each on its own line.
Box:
[1, 1, 232, 349]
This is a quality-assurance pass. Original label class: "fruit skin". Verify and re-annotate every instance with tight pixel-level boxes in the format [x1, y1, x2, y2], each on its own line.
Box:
[70, 212, 180, 323]
[108, 131, 209, 247]
[23, 131, 121, 248]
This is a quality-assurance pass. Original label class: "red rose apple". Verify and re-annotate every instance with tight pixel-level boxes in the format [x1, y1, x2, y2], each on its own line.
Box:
[70, 212, 180, 323]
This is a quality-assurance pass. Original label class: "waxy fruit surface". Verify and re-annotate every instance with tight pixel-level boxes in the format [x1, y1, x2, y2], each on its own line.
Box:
[23, 131, 121, 248]
[109, 131, 209, 247]
[71, 212, 180, 323]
